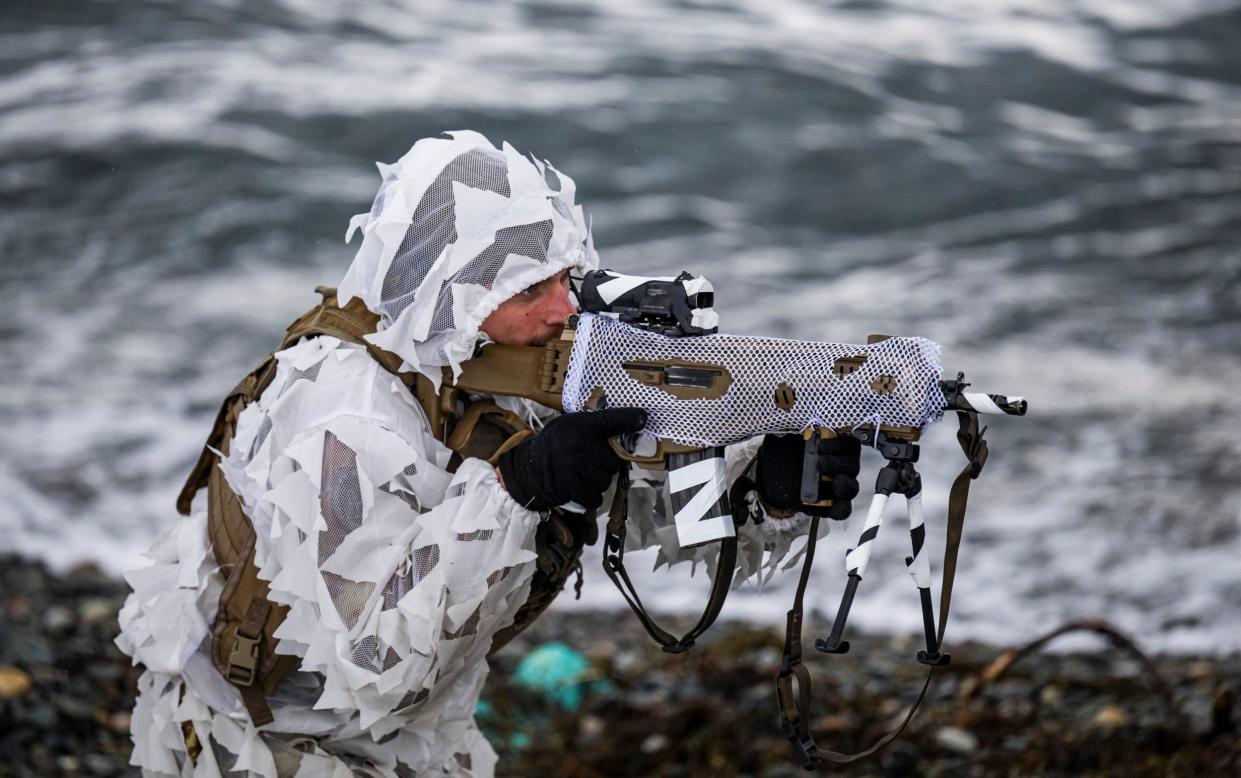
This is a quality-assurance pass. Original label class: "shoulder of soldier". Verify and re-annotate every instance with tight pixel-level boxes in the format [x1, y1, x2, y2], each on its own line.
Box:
[254, 335, 434, 446]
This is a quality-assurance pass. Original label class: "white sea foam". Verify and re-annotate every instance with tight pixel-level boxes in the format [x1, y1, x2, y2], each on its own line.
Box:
[3, 0, 1240, 655]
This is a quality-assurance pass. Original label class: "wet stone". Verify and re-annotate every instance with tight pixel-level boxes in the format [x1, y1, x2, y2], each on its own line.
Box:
[934, 725, 979, 754]
[24, 702, 60, 729]
[107, 711, 132, 733]
[878, 741, 920, 777]
[83, 753, 115, 775]
[0, 666, 33, 699]
[577, 713, 605, 741]
[610, 649, 643, 676]
[3, 555, 1241, 777]
[42, 605, 75, 634]
[640, 733, 669, 753]
[86, 663, 125, 684]
[1039, 682, 1065, 709]
[54, 694, 101, 722]
[0, 625, 54, 665]
[1001, 734, 1029, 751]
[78, 598, 118, 626]
[1093, 704, 1130, 728]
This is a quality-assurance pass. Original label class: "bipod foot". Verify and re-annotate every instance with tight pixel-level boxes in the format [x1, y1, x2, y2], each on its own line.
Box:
[914, 587, 949, 666]
[916, 649, 951, 667]
[815, 636, 850, 654]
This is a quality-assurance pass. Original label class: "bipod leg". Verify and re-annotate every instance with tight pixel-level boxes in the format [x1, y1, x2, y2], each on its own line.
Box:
[817, 572, 860, 654]
[901, 472, 950, 667]
[816, 462, 896, 654]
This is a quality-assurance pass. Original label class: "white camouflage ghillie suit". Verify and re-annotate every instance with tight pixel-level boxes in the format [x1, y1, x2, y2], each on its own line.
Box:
[116, 131, 828, 777]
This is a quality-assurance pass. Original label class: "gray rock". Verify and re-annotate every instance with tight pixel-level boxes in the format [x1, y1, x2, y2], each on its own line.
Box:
[640, 733, 669, 753]
[1038, 683, 1064, 709]
[84, 753, 116, 775]
[610, 649, 642, 675]
[78, 597, 117, 625]
[54, 694, 99, 722]
[934, 725, 978, 754]
[42, 605, 75, 634]
[56, 755, 81, 772]
[25, 702, 59, 730]
[0, 624, 54, 665]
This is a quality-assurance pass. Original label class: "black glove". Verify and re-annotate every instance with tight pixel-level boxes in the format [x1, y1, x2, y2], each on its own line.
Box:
[497, 407, 648, 511]
[756, 433, 861, 520]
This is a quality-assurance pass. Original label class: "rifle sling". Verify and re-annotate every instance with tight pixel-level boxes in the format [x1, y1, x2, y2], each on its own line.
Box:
[776, 410, 987, 769]
[601, 470, 736, 653]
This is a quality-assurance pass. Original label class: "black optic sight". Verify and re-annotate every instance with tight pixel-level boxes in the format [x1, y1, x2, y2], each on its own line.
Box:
[578, 269, 717, 338]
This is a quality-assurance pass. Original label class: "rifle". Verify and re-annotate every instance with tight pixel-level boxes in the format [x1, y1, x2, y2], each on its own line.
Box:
[437, 268, 1027, 767]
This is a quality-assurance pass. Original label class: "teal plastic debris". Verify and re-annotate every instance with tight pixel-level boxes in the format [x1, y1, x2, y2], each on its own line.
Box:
[475, 641, 612, 753]
[513, 641, 605, 711]
[473, 700, 530, 750]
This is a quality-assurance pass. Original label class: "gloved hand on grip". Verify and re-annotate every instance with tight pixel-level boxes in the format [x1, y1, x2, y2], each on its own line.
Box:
[756, 432, 861, 520]
[496, 407, 648, 512]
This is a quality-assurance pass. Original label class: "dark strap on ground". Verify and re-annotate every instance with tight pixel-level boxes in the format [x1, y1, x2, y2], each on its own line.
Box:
[601, 470, 737, 654]
[775, 411, 987, 769]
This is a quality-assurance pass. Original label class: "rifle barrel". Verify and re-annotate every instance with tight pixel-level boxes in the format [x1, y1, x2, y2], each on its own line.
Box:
[940, 382, 1027, 416]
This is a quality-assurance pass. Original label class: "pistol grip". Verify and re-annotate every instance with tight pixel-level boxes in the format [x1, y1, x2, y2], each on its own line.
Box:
[799, 427, 836, 509]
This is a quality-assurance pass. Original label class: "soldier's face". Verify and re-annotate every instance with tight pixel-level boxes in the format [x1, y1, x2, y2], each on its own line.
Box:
[480, 269, 576, 346]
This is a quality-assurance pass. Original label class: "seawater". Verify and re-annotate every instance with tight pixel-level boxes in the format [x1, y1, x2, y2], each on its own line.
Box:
[2, 0, 1240, 654]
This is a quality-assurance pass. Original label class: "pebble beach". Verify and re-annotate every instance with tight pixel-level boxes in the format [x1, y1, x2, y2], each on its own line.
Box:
[1, 554, 1237, 777]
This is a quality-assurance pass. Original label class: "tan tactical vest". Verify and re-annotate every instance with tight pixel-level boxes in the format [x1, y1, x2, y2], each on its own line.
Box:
[175, 288, 592, 726]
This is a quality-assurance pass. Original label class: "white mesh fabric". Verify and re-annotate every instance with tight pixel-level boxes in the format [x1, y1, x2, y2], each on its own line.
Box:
[563, 314, 946, 445]
[338, 130, 599, 388]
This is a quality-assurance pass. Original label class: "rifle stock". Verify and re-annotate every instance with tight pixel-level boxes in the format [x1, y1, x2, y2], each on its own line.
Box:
[448, 338, 718, 469]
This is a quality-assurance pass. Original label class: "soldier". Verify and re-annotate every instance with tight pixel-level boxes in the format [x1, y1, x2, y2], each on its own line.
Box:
[116, 131, 859, 777]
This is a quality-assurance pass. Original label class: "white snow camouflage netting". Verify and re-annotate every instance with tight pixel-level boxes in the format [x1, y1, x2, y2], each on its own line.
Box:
[114, 132, 836, 778]
[119, 335, 535, 776]
[339, 129, 599, 387]
[563, 314, 947, 445]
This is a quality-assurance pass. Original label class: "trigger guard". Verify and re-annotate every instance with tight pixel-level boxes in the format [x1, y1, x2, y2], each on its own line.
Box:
[608, 434, 633, 459]
[618, 432, 640, 454]
[609, 432, 655, 459]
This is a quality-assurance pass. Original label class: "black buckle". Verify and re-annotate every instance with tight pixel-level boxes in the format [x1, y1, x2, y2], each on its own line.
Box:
[604, 527, 626, 555]
[780, 718, 823, 770]
[916, 649, 952, 666]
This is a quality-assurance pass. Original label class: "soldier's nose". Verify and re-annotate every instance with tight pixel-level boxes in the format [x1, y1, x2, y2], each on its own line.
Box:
[543, 284, 575, 325]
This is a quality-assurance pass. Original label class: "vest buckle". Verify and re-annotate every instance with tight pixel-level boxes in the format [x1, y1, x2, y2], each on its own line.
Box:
[227, 632, 261, 687]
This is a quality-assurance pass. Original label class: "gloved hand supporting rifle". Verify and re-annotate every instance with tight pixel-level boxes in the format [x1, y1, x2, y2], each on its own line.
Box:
[755, 433, 861, 521]
[496, 408, 647, 512]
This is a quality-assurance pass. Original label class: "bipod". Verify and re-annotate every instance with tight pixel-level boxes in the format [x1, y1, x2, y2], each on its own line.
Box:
[816, 431, 950, 667]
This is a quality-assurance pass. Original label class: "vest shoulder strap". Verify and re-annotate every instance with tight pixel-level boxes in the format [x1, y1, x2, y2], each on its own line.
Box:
[176, 288, 419, 514]
[281, 287, 415, 386]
